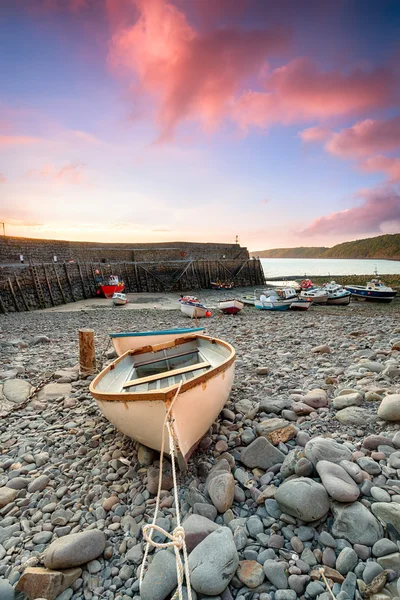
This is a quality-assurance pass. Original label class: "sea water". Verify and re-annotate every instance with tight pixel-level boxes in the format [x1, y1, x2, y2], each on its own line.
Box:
[260, 258, 400, 278]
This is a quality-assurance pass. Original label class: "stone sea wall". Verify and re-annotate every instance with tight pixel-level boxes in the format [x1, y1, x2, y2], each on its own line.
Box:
[0, 258, 265, 313]
[0, 236, 248, 264]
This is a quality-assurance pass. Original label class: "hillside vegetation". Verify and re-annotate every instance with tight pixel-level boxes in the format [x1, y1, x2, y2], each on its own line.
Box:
[251, 233, 400, 260]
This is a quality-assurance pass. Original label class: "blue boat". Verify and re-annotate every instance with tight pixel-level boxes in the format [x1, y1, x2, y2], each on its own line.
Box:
[345, 276, 397, 303]
[254, 299, 290, 311]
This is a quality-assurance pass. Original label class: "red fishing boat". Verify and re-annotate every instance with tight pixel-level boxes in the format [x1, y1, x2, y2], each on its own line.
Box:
[96, 275, 125, 299]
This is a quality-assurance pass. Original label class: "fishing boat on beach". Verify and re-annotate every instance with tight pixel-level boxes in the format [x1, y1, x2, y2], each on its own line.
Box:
[89, 334, 236, 468]
[110, 327, 205, 355]
[345, 274, 397, 303]
[218, 298, 244, 315]
[254, 295, 291, 311]
[299, 287, 329, 304]
[96, 275, 125, 299]
[323, 282, 351, 305]
[112, 292, 128, 306]
[180, 301, 211, 319]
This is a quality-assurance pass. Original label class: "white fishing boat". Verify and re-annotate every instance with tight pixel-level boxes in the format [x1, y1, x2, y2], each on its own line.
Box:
[218, 298, 244, 315]
[112, 292, 128, 306]
[241, 288, 276, 306]
[254, 295, 290, 311]
[345, 275, 397, 303]
[89, 334, 236, 468]
[180, 302, 211, 319]
[299, 288, 329, 304]
[110, 327, 205, 356]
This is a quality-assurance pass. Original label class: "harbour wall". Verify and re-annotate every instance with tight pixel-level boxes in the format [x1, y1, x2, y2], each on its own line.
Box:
[0, 236, 248, 264]
[0, 258, 265, 313]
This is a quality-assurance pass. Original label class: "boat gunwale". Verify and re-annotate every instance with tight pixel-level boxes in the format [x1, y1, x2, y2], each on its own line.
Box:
[89, 334, 236, 403]
[109, 327, 204, 339]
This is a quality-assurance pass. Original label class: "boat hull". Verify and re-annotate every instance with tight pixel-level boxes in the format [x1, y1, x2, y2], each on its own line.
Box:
[218, 299, 244, 314]
[326, 294, 351, 305]
[97, 283, 125, 299]
[290, 300, 311, 311]
[345, 286, 396, 302]
[254, 301, 290, 311]
[110, 328, 205, 356]
[299, 292, 328, 304]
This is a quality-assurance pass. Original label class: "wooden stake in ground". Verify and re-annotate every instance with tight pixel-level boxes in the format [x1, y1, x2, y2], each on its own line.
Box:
[79, 329, 96, 376]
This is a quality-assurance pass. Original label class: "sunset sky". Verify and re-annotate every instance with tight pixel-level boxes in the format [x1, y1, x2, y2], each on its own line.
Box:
[1, 0, 400, 250]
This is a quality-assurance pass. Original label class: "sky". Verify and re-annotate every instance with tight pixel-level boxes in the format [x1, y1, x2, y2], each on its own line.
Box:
[1, 0, 400, 251]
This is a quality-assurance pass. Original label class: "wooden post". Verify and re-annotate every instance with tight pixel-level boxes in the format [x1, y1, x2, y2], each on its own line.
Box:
[14, 275, 29, 311]
[8, 278, 20, 311]
[53, 264, 67, 304]
[79, 328, 96, 376]
[64, 262, 76, 301]
[134, 263, 141, 292]
[43, 264, 55, 306]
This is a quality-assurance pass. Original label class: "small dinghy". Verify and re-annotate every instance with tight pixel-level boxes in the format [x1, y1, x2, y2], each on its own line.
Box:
[180, 302, 211, 319]
[290, 299, 311, 311]
[89, 334, 235, 468]
[112, 292, 128, 306]
[218, 298, 244, 315]
[110, 327, 205, 356]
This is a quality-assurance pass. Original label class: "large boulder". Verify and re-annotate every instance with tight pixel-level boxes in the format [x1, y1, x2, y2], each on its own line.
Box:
[305, 437, 352, 466]
[377, 394, 400, 421]
[15, 566, 81, 600]
[44, 530, 106, 569]
[188, 527, 239, 595]
[140, 549, 177, 600]
[182, 514, 219, 552]
[240, 436, 285, 470]
[316, 461, 360, 502]
[275, 478, 329, 522]
[371, 503, 400, 533]
[331, 501, 383, 546]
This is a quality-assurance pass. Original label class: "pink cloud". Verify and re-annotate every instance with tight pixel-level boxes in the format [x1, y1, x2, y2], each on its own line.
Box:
[0, 173, 6, 183]
[326, 116, 400, 158]
[0, 135, 41, 146]
[360, 155, 400, 182]
[301, 187, 400, 236]
[108, 0, 289, 139]
[232, 59, 397, 131]
[299, 126, 331, 143]
[31, 162, 86, 184]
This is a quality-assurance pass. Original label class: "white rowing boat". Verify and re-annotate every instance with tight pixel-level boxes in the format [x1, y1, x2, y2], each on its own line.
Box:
[112, 292, 128, 306]
[218, 298, 244, 315]
[180, 302, 210, 318]
[89, 335, 235, 468]
[109, 328, 205, 356]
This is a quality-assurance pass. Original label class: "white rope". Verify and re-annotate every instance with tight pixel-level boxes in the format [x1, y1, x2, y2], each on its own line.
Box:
[139, 382, 193, 600]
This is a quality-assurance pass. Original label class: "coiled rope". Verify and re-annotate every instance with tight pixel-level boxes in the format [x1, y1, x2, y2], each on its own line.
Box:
[139, 382, 193, 600]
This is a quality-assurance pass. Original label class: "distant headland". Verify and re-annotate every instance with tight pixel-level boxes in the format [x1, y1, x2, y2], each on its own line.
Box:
[251, 233, 400, 260]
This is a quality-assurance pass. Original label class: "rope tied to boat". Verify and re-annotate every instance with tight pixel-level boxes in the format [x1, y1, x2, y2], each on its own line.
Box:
[139, 382, 193, 600]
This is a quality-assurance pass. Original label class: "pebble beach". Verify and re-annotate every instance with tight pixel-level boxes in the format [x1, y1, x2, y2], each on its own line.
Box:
[1, 289, 400, 600]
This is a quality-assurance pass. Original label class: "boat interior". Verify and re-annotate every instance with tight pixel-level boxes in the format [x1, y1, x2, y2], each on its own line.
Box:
[96, 337, 231, 394]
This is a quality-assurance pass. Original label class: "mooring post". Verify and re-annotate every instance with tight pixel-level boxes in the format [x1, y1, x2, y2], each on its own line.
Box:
[79, 328, 96, 376]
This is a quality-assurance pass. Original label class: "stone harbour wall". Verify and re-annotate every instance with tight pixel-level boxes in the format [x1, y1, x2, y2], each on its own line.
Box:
[0, 258, 265, 313]
[0, 236, 248, 264]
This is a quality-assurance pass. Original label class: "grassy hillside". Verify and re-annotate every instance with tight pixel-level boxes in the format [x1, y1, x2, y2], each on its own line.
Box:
[251, 234, 400, 260]
[253, 246, 327, 258]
